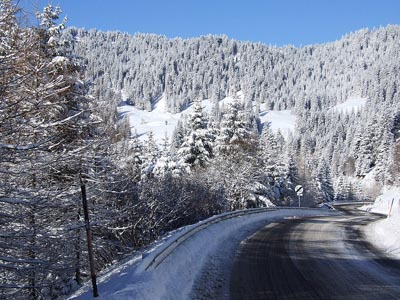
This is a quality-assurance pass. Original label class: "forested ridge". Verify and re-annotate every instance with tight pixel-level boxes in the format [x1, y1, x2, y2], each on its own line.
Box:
[67, 25, 399, 111]
[1, 1, 400, 298]
[67, 23, 400, 201]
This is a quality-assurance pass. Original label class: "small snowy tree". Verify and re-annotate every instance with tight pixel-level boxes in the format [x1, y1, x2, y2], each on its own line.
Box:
[215, 99, 257, 156]
[141, 131, 160, 179]
[178, 101, 214, 171]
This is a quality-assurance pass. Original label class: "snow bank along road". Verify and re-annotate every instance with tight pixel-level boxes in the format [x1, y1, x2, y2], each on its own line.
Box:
[229, 206, 400, 300]
[67, 209, 336, 300]
[67, 206, 398, 300]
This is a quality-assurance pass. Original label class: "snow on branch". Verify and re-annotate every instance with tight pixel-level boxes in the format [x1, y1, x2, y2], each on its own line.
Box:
[0, 137, 55, 151]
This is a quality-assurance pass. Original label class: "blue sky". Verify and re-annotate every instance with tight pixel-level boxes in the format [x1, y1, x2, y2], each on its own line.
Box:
[22, 0, 400, 46]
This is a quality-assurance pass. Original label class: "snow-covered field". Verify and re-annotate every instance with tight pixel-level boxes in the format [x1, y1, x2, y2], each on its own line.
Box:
[66, 208, 335, 300]
[118, 91, 296, 143]
[329, 96, 367, 114]
[118, 94, 368, 145]
[259, 108, 296, 139]
[361, 187, 400, 259]
[118, 94, 184, 143]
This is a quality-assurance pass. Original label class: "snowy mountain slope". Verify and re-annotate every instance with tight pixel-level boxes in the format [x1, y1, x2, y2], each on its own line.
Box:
[329, 96, 367, 114]
[361, 187, 400, 259]
[118, 91, 296, 143]
[71, 26, 400, 119]
[66, 209, 335, 300]
[259, 107, 296, 139]
[118, 95, 181, 142]
[71, 25, 400, 204]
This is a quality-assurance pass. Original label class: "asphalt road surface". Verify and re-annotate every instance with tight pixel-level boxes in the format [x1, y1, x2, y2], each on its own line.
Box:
[230, 206, 400, 300]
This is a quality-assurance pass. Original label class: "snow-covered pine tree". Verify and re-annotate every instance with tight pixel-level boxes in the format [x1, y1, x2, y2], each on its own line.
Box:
[260, 125, 280, 186]
[207, 99, 266, 209]
[215, 99, 257, 156]
[170, 120, 186, 154]
[152, 132, 182, 178]
[0, 3, 101, 298]
[178, 101, 214, 171]
[315, 160, 335, 203]
[141, 131, 160, 179]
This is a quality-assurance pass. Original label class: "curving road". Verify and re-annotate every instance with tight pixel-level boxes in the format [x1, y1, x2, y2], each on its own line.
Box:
[229, 207, 400, 300]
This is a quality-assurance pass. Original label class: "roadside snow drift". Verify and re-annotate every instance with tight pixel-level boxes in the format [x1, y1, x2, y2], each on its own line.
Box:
[66, 208, 336, 300]
[361, 187, 400, 259]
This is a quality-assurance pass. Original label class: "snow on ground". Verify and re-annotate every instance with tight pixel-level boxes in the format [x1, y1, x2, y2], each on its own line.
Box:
[359, 168, 379, 191]
[118, 91, 296, 143]
[361, 187, 400, 259]
[118, 93, 366, 144]
[360, 187, 400, 216]
[338, 171, 381, 200]
[118, 94, 182, 143]
[259, 106, 296, 139]
[117, 92, 241, 144]
[329, 96, 367, 114]
[66, 209, 335, 300]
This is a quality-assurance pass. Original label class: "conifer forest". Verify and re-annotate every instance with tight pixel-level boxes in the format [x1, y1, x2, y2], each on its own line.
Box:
[1, 1, 400, 299]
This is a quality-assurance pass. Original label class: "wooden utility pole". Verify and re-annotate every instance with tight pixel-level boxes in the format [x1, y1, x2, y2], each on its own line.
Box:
[80, 176, 99, 298]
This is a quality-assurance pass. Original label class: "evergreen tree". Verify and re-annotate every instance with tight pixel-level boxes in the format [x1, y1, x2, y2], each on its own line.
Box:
[141, 131, 160, 179]
[0, 4, 101, 298]
[215, 99, 257, 155]
[178, 101, 214, 171]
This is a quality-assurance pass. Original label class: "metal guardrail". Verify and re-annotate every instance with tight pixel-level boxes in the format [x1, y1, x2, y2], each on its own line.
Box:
[331, 201, 374, 206]
[141, 207, 276, 271]
[140, 206, 327, 272]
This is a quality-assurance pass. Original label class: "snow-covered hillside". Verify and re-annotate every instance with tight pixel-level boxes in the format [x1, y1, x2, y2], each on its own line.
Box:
[118, 92, 296, 143]
[329, 96, 367, 114]
[118, 95, 181, 142]
[259, 107, 296, 139]
[362, 187, 400, 259]
[118, 92, 243, 143]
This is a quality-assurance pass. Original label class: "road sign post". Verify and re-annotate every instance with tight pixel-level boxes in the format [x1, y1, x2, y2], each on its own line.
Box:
[295, 185, 304, 208]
